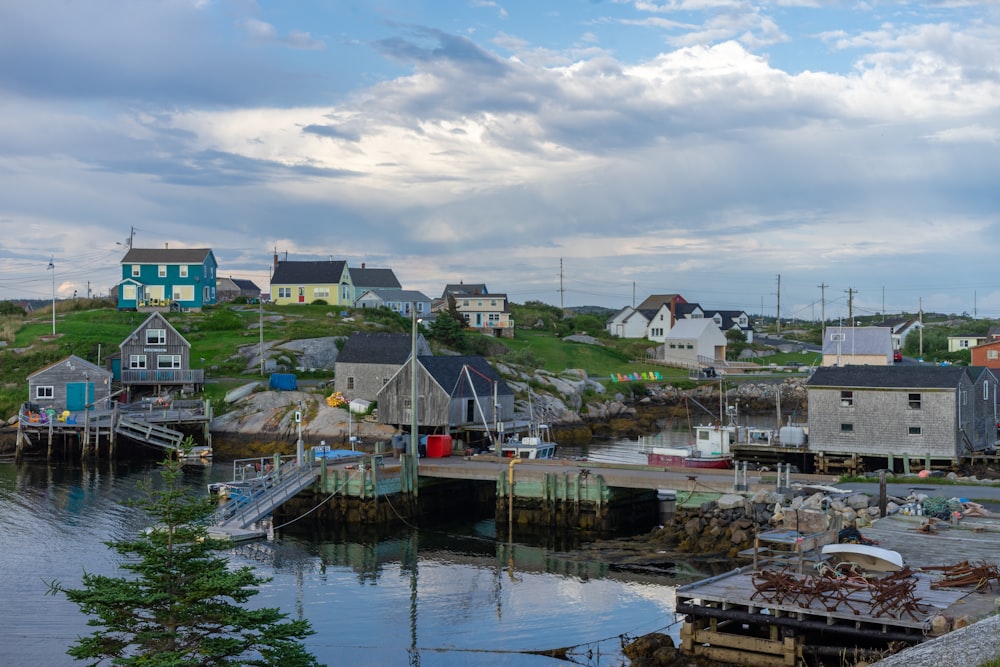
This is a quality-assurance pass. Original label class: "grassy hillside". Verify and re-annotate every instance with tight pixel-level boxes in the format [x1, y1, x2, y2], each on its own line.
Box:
[0, 300, 700, 421]
[5, 298, 911, 422]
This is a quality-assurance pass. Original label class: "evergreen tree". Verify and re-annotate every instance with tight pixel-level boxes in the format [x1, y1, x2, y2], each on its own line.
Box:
[427, 294, 468, 348]
[47, 458, 322, 667]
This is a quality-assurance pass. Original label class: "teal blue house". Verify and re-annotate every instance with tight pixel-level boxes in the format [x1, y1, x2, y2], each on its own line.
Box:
[118, 247, 218, 311]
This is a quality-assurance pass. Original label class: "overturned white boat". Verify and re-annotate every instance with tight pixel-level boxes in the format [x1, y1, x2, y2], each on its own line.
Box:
[821, 543, 903, 572]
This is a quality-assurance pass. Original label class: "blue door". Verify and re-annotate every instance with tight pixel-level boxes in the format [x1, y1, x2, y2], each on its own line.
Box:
[66, 383, 93, 411]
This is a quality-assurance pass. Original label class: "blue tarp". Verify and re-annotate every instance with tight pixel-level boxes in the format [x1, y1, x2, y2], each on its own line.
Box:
[269, 373, 298, 391]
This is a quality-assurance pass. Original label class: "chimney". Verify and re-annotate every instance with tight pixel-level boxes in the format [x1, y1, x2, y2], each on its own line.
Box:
[273, 251, 278, 271]
[670, 296, 676, 328]
[165, 242, 169, 249]
[361, 262, 366, 269]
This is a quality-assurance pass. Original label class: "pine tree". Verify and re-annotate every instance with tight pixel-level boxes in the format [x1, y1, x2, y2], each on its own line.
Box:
[47, 458, 322, 667]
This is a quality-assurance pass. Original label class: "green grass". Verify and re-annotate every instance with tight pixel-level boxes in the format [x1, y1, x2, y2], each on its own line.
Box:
[0, 303, 411, 420]
[0, 301, 721, 420]
[499, 330, 690, 383]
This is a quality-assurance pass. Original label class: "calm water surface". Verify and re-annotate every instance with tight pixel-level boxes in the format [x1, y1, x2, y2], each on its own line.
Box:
[1, 434, 708, 667]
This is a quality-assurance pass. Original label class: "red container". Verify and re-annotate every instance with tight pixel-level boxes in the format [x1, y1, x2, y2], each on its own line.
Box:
[425, 434, 452, 458]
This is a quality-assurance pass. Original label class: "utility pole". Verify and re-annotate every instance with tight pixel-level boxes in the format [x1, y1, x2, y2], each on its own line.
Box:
[559, 258, 564, 309]
[846, 287, 857, 325]
[259, 289, 264, 376]
[818, 283, 828, 343]
[919, 298, 923, 358]
[776, 274, 781, 335]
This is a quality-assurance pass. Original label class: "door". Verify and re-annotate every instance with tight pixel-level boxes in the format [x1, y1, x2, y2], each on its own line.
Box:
[298, 287, 305, 303]
[66, 382, 93, 411]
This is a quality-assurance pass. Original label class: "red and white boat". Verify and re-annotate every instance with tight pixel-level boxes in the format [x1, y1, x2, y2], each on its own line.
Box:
[641, 423, 735, 469]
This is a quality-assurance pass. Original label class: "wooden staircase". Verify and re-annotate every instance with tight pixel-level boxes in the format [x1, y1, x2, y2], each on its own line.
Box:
[115, 415, 185, 451]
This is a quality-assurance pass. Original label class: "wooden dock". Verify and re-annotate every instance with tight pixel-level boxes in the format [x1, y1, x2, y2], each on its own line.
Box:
[673, 510, 1000, 666]
[676, 563, 971, 666]
[14, 399, 212, 460]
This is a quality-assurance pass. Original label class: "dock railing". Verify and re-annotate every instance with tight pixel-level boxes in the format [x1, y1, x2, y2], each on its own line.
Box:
[213, 457, 318, 530]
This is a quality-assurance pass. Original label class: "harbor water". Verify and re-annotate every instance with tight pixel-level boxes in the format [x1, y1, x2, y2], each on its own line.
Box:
[0, 431, 721, 667]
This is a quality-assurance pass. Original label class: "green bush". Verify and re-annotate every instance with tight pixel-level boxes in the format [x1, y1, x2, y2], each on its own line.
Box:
[200, 308, 245, 332]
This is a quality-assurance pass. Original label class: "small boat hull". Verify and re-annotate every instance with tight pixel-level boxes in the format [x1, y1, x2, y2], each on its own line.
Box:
[647, 451, 732, 469]
[821, 543, 904, 572]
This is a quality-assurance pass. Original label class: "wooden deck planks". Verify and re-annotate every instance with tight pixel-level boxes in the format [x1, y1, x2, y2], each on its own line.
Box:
[677, 566, 968, 630]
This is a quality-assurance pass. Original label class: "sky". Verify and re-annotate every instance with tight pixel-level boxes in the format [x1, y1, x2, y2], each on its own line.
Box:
[1, 1, 999, 323]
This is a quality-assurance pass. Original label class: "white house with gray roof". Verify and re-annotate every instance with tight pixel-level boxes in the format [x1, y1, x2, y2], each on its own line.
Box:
[355, 289, 431, 317]
[659, 318, 727, 368]
[821, 326, 893, 366]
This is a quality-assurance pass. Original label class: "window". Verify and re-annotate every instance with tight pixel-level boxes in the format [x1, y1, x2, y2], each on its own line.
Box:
[840, 423, 854, 433]
[179, 265, 188, 278]
[347, 377, 355, 390]
[158, 265, 167, 278]
[840, 391, 853, 407]
[488, 313, 500, 324]
[123, 284, 136, 300]
[129, 355, 147, 369]
[35, 386, 54, 399]
[132, 264, 141, 277]
[986, 382, 990, 401]
[989, 350, 998, 360]
[463, 300, 469, 307]
[314, 288, 330, 298]
[686, 344, 694, 349]
[908, 426, 922, 436]
[403, 398, 412, 410]
[157, 355, 181, 369]
[908, 393, 921, 409]
[146, 329, 166, 345]
[669, 343, 676, 348]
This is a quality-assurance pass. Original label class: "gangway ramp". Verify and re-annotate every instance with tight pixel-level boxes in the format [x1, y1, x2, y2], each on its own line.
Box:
[213, 463, 319, 532]
[116, 415, 185, 451]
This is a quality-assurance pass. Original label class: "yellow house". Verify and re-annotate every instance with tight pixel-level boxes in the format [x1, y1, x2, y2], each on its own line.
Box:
[269, 257, 352, 306]
[269, 255, 404, 307]
[948, 334, 987, 353]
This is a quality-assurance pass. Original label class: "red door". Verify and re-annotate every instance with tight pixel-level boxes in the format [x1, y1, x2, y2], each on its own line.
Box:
[298, 287, 305, 303]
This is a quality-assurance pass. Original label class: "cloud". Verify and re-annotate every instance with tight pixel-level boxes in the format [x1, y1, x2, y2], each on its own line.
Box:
[1, 2, 1000, 314]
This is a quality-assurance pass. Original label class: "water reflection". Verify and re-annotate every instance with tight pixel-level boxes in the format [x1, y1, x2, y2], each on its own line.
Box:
[2, 452, 690, 666]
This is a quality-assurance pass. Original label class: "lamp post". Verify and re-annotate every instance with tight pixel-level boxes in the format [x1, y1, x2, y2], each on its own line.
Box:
[410, 306, 420, 491]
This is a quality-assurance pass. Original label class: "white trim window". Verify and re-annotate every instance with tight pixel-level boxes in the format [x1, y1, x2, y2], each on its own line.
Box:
[180, 265, 188, 278]
[278, 287, 291, 299]
[129, 355, 147, 369]
[132, 265, 141, 277]
[157, 355, 181, 369]
[158, 265, 167, 278]
[35, 385, 54, 399]
[146, 329, 166, 345]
